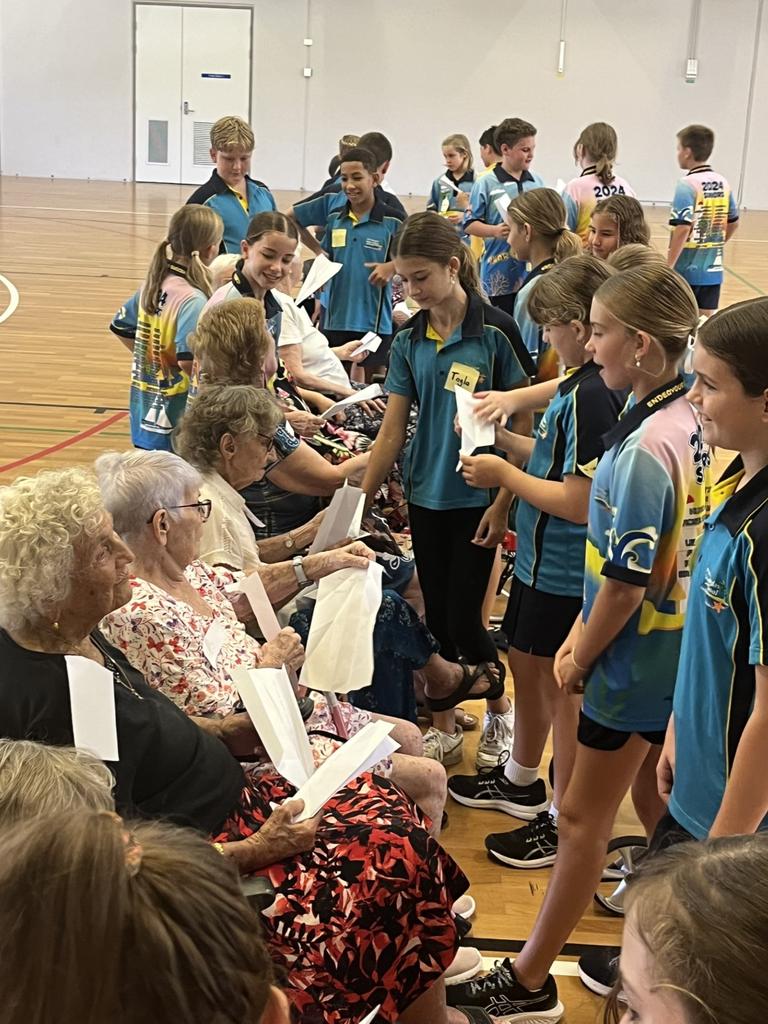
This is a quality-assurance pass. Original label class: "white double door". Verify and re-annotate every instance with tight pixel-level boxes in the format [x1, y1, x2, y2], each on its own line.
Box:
[134, 4, 252, 185]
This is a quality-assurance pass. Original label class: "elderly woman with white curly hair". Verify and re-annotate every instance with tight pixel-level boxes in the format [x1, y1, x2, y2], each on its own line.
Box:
[0, 465, 472, 1024]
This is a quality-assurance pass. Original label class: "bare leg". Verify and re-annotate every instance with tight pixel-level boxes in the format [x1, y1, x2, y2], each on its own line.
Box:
[513, 735, 652, 989]
[482, 546, 503, 629]
[631, 743, 666, 837]
[388, 752, 447, 837]
[421, 655, 498, 703]
[370, 713, 424, 756]
[401, 568, 426, 619]
[399, 976, 453, 1024]
[549, 689, 580, 810]
[510, 649, 553, 769]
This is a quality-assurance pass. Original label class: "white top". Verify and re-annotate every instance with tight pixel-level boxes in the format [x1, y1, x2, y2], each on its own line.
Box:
[199, 471, 263, 573]
[275, 292, 351, 392]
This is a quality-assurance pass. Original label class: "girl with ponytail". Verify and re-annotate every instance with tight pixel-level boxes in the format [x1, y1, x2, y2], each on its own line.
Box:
[110, 205, 223, 450]
[503, 188, 582, 378]
[363, 211, 535, 767]
[563, 122, 637, 244]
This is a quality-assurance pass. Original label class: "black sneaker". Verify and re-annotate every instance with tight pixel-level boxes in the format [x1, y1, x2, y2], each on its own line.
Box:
[485, 811, 558, 868]
[447, 958, 564, 1021]
[577, 946, 622, 998]
[448, 761, 549, 819]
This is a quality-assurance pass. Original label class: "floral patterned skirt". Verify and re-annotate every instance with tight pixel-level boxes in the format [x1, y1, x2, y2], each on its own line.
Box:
[213, 768, 467, 1024]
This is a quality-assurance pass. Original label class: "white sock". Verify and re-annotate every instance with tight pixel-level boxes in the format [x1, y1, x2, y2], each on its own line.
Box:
[549, 804, 559, 822]
[503, 756, 539, 787]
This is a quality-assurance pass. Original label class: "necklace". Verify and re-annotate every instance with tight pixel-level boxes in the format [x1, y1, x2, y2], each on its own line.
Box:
[93, 640, 145, 701]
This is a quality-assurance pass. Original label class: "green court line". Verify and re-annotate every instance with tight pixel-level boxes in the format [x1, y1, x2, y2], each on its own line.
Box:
[725, 265, 766, 296]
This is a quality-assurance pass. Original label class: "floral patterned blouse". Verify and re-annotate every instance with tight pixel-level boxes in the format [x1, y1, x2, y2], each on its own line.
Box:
[101, 560, 387, 772]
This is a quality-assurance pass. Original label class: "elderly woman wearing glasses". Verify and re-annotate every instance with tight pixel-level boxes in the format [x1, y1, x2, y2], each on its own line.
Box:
[0, 468, 470, 1024]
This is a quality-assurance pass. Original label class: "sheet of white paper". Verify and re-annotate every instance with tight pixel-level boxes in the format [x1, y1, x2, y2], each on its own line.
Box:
[321, 383, 384, 420]
[243, 505, 266, 529]
[237, 571, 281, 641]
[439, 174, 460, 194]
[308, 483, 365, 554]
[394, 300, 412, 318]
[349, 331, 383, 358]
[202, 617, 229, 668]
[301, 561, 384, 693]
[494, 192, 511, 219]
[65, 656, 119, 761]
[295, 253, 343, 306]
[233, 666, 315, 787]
[292, 720, 398, 820]
[357, 1007, 382, 1024]
[455, 384, 496, 469]
[555, 177, 567, 195]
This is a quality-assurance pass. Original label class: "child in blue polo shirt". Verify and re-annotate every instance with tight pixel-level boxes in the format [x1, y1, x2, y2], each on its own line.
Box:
[668, 124, 739, 315]
[463, 117, 545, 316]
[427, 133, 475, 237]
[661, 297, 768, 844]
[446, 265, 708, 1022]
[318, 146, 405, 377]
[362, 211, 534, 767]
[186, 116, 276, 254]
[449, 255, 624, 869]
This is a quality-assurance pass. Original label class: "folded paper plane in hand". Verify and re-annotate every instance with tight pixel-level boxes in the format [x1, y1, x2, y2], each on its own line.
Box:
[295, 253, 343, 306]
[455, 384, 495, 470]
[349, 331, 383, 358]
[321, 383, 384, 420]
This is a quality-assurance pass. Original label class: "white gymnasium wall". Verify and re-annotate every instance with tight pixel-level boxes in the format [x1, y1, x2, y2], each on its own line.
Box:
[0, 0, 766, 207]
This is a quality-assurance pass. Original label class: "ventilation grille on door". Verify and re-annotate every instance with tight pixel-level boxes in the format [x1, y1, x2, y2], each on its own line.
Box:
[194, 122, 215, 165]
[147, 120, 169, 164]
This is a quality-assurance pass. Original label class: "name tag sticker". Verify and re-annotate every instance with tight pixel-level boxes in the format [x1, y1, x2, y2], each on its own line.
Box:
[444, 362, 481, 393]
[331, 229, 347, 248]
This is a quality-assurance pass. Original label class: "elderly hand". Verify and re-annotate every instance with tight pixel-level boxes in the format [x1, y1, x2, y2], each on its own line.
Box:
[334, 340, 368, 364]
[460, 453, 507, 490]
[360, 397, 387, 419]
[286, 409, 326, 438]
[260, 627, 305, 672]
[229, 589, 255, 623]
[216, 712, 266, 759]
[304, 541, 375, 581]
[244, 799, 322, 870]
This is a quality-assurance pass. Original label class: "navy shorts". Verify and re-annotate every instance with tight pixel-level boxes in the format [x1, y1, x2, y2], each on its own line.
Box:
[690, 283, 721, 311]
[502, 577, 582, 659]
[577, 711, 666, 750]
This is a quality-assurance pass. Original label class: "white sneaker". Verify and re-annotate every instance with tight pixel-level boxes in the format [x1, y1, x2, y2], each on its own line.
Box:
[445, 945, 483, 985]
[475, 708, 515, 769]
[423, 726, 464, 766]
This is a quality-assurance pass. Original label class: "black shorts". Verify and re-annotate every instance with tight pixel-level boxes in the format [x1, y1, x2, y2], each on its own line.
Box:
[577, 711, 666, 750]
[502, 577, 582, 658]
[690, 283, 721, 311]
[647, 810, 695, 857]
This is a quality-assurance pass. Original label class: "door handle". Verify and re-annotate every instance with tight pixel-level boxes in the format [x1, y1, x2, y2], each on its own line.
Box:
[183, 100, 194, 114]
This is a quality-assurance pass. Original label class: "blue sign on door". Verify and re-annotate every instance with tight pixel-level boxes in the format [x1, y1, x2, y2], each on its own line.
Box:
[201, 72, 232, 79]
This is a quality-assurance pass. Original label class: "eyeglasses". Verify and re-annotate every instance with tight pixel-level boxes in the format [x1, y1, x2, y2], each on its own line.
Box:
[146, 500, 213, 524]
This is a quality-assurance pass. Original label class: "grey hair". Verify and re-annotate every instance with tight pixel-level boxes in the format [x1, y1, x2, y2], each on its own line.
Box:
[0, 739, 115, 826]
[0, 468, 106, 632]
[174, 384, 283, 472]
[95, 450, 203, 543]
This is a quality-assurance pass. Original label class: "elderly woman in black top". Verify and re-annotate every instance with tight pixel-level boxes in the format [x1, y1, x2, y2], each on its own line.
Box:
[0, 466, 468, 1024]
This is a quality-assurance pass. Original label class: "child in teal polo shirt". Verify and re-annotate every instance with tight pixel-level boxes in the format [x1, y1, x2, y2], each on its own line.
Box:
[319, 146, 405, 376]
[362, 211, 533, 768]
[186, 115, 276, 254]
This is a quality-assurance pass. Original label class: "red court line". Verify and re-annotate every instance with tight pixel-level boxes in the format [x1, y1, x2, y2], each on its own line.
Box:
[0, 411, 129, 474]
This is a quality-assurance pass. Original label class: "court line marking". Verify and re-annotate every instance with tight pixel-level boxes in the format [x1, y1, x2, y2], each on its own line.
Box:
[0, 411, 128, 474]
[724, 265, 766, 295]
[0, 272, 19, 324]
[0, 401, 128, 412]
[0, 204, 172, 216]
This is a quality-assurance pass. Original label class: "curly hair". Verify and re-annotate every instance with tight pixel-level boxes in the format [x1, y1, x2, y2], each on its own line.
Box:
[0, 468, 106, 631]
[173, 384, 283, 472]
[191, 298, 272, 387]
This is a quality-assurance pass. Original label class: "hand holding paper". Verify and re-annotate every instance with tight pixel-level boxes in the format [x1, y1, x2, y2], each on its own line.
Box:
[321, 383, 384, 420]
[494, 192, 511, 219]
[454, 384, 495, 469]
[349, 331, 383, 359]
[295, 253, 342, 306]
[308, 483, 365, 554]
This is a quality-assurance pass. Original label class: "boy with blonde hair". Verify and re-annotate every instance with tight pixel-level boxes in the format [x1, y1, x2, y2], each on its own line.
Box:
[187, 115, 276, 254]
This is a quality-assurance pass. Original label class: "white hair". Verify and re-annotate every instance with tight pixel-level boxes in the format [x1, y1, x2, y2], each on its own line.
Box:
[0, 468, 106, 631]
[0, 740, 115, 826]
[95, 450, 202, 544]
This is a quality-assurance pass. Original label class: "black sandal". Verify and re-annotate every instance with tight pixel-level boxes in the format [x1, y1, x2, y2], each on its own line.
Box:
[425, 660, 506, 712]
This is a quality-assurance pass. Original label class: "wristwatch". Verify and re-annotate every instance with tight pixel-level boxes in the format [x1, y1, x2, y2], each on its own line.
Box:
[283, 531, 295, 551]
[292, 555, 309, 588]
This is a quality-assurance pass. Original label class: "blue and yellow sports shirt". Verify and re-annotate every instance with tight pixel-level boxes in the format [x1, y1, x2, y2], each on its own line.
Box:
[669, 165, 739, 286]
[186, 170, 276, 254]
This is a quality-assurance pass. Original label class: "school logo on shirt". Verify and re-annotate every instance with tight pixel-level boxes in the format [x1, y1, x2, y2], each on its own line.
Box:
[538, 415, 548, 439]
[701, 567, 729, 613]
[607, 525, 659, 572]
[364, 238, 384, 251]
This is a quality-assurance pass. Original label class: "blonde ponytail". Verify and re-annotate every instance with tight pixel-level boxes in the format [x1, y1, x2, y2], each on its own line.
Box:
[507, 189, 583, 263]
[141, 206, 223, 312]
[574, 122, 618, 186]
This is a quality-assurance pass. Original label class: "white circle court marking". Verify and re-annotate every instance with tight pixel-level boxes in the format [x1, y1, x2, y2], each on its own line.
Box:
[0, 273, 20, 324]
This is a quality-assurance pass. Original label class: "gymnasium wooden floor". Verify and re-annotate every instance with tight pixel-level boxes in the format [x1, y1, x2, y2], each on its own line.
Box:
[1, 177, 767, 1021]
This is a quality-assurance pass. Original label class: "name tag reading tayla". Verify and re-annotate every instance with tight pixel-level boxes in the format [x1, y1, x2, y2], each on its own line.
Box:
[331, 228, 347, 248]
[444, 362, 481, 393]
